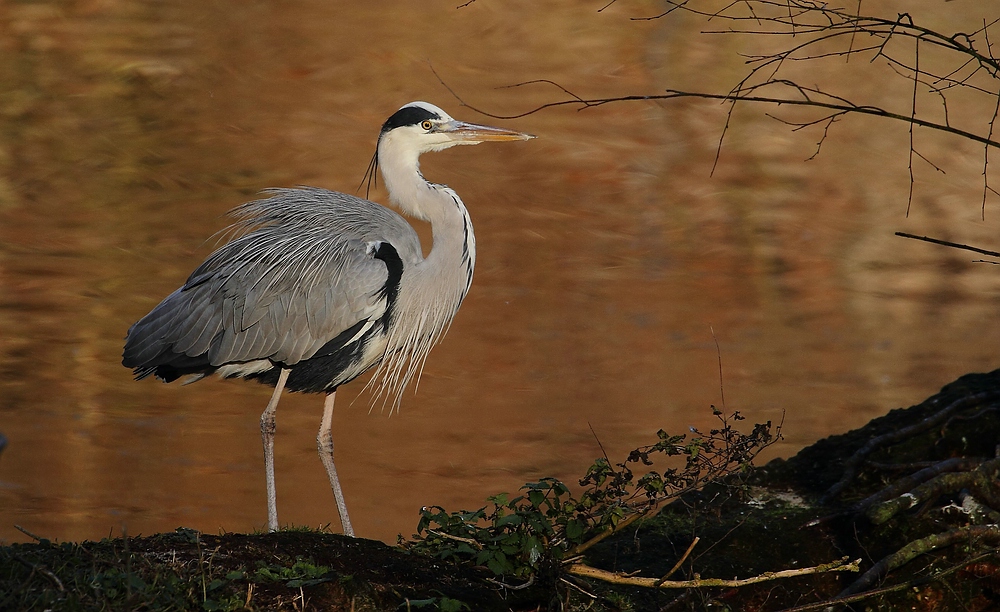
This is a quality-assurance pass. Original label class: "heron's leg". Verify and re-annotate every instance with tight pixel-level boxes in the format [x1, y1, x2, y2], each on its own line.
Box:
[317, 391, 354, 537]
[261, 368, 290, 533]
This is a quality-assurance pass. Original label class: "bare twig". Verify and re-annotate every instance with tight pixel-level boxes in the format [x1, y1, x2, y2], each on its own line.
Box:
[440, 2, 999, 219]
[13, 525, 46, 542]
[984, 93, 1000, 217]
[568, 503, 659, 557]
[655, 536, 700, 585]
[486, 575, 536, 591]
[452, 86, 1000, 150]
[710, 327, 725, 412]
[894, 232, 1000, 258]
[12, 554, 65, 592]
[560, 575, 598, 601]
[426, 529, 483, 549]
[588, 422, 612, 471]
[907, 36, 920, 216]
[566, 556, 860, 589]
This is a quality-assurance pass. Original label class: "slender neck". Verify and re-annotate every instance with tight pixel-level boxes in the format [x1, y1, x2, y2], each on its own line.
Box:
[377, 135, 476, 276]
[365, 132, 477, 408]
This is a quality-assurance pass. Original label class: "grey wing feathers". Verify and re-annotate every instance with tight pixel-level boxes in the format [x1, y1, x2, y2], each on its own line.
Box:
[123, 187, 421, 374]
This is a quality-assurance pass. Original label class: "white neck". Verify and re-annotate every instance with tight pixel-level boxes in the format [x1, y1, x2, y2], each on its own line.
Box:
[377, 131, 477, 274]
[369, 131, 477, 408]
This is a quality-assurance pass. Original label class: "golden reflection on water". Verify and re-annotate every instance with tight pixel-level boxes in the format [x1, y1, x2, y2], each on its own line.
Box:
[2, 1, 999, 544]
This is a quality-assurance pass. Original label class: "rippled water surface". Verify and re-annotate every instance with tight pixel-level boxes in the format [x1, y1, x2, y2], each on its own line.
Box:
[2, 0, 999, 544]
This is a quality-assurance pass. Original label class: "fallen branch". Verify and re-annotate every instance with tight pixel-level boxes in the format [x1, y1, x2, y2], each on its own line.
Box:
[565, 556, 860, 589]
[425, 530, 482, 549]
[840, 525, 1000, 596]
[821, 392, 1000, 503]
[12, 554, 65, 592]
[775, 551, 998, 612]
[486, 575, 535, 591]
[852, 456, 986, 516]
[866, 456, 1000, 524]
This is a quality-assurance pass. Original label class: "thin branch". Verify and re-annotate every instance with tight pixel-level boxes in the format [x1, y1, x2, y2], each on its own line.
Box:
[568, 503, 658, 556]
[426, 529, 482, 549]
[774, 551, 997, 612]
[864, 456, 1000, 525]
[14, 525, 46, 542]
[806, 115, 837, 161]
[907, 36, 920, 216]
[486, 575, 535, 591]
[840, 525, 1000, 596]
[12, 554, 65, 592]
[497, 79, 590, 106]
[894, 232, 1000, 258]
[850, 456, 986, 516]
[912, 148, 946, 174]
[847, 0, 862, 62]
[712, 98, 739, 176]
[984, 91, 1000, 217]
[565, 556, 860, 589]
[655, 537, 700, 585]
[452, 85, 1000, 150]
[710, 327, 726, 412]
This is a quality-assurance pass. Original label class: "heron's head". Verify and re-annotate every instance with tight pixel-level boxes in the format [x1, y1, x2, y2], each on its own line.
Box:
[377, 101, 534, 157]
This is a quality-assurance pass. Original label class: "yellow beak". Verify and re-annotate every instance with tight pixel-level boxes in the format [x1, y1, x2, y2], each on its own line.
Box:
[443, 121, 536, 144]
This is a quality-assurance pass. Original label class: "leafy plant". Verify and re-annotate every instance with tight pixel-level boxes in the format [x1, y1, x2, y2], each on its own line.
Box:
[253, 557, 331, 587]
[408, 409, 779, 579]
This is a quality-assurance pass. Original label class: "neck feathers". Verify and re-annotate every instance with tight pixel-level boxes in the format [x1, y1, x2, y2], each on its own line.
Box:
[367, 131, 477, 411]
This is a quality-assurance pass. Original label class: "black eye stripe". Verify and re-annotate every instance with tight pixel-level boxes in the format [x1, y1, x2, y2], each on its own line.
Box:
[380, 106, 442, 135]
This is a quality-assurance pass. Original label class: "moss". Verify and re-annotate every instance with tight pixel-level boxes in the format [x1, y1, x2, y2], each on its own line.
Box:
[0, 528, 534, 611]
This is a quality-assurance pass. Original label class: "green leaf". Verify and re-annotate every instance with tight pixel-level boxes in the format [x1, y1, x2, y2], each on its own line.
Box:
[494, 513, 522, 529]
[486, 556, 505, 575]
[487, 493, 509, 506]
[565, 519, 585, 541]
[439, 597, 471, 612]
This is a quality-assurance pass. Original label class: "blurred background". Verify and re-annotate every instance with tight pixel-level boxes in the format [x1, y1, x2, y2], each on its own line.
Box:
[1, 0, 998, 544]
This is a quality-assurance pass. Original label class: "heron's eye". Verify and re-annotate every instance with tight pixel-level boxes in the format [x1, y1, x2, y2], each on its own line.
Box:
[420, 120, 433, 131]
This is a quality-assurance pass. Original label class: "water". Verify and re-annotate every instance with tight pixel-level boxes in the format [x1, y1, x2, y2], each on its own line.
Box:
[2, 0, 999, 544]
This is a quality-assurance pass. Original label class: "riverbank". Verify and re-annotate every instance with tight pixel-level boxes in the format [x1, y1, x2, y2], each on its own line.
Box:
[4, 369, 1000, 611]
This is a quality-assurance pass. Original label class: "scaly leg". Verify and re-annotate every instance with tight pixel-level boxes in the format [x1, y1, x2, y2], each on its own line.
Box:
[317, 391, 354, 536]
[261, 368, 290, 533]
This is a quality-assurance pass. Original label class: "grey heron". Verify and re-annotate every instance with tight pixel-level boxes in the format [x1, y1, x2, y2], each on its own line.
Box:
[122, 101, 534, 536]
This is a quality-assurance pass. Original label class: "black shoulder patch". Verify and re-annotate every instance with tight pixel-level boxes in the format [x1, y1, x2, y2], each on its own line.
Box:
[373, 241, 404, 328]
[250, 241, 408, 394]
[380, 105, 441, 136]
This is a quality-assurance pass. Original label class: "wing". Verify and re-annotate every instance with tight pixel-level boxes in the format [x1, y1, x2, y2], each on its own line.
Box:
[122, 188, 422, 380]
